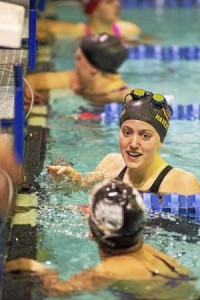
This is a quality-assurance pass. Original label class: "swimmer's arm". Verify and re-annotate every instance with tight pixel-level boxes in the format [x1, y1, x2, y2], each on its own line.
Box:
[80, 153, 125, 189]
[121, 32, 160, 46]
[162, 169, 200, 195]
[37, 19, 84, 37]
[117, 20, 160, 45]
[138, 32, 160, 44]
[46, 164, 108, 191]
[5, 259, 110, 296]
[177, 172, 200, 195]
[24, 71, 75, 104]
[46, 153, 123, 191]
[116, 20, 141, 38]
[41, 267, 110, 296]
[25, 71, 75, 91]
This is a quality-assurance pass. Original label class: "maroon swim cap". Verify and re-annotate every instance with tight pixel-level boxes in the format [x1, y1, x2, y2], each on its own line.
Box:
[80, 0, 100, 15]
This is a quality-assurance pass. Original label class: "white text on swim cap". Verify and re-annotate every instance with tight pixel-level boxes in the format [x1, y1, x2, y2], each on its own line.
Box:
[155, 114, 169, 129]
[94, 201, 123, 233]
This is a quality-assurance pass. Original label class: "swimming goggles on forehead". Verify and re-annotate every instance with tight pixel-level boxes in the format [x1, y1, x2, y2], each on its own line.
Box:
[124, 88, 170, 110]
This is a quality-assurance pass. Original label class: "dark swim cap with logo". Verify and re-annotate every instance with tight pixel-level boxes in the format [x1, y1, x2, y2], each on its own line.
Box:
[89, 179, 146, 250]
[79, 33, 127, 73]
[120, 88, 173, 142]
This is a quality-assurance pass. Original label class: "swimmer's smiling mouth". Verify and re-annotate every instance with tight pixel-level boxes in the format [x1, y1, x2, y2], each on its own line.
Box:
[127, 151, 142, 158]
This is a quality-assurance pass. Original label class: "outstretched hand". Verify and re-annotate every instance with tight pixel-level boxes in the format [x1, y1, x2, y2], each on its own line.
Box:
[5, 258, 47, 274]
[5, 258, 61, 297]
[24, 87, 49, 109]
[46, 165, 82, 184]
[121, 33, 160, 47]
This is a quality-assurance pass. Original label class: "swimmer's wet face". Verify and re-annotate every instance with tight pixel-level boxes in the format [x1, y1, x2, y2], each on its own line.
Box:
[89, 179, 146, 249]
[75, 48, 97, 85]
[79, 33, 127, 73]
[80, 0, 100, 15]
[120, 88, 173, 143]
[119, 119, 161, 172]
[93, 0, 121, 23]
[80, 0, 120, 22]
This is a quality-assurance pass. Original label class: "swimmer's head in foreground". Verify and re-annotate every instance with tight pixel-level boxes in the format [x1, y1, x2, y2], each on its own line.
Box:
[89, 179, 146, 250]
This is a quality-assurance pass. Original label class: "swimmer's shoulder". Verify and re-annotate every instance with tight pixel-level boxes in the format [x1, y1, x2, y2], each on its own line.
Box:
[161, 167, 200, 195]
[116, 20, 141, 37]
[95, 255, 150, 280]
[97, 153, 125, 168]
[57, 21, 86, 38]
[143, 243, 190, 275]
[95, 153, 125, 177]
[74, 22, 87, 37]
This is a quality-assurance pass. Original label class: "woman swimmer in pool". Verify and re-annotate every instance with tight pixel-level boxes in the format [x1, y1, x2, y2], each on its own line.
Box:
[24, 33, 130, 109]
[37, 0, 158, 46]
[5, 180, 197, 299]
[47, 88, 200, 196]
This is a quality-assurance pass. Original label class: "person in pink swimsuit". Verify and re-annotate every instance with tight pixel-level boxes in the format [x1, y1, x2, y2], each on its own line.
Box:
[83, 0, 121, 37]
[37, 0, 158, 45]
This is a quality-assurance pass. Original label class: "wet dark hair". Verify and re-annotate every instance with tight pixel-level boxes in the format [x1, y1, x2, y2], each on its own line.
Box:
[89, 179, 146, 250]
[79, 33, 127, 73]
[120, 89, 173, 142]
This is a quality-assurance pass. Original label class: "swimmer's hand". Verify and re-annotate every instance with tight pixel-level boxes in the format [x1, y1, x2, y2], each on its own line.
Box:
[37, 21, 55, 44]
[5, 258, 62, 297]
[64, 205, 90, 217]
[24, 75, 50, 111]
[5, 258, 49, 274]
[24, 88, 49, 109]
[46, 165, 82, 184]
[122, 33, 160, 47]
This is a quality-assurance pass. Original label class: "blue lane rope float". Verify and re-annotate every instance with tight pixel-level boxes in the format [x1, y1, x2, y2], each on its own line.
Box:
[76, 103, 200, 122]
[142, 192, 200, 220]
[170, 104, 200, 120]
[101, 103, 123, 124]
[120, 0, 200, 8]
[127, 45, 200, 61]
[100, 103, 200, 122]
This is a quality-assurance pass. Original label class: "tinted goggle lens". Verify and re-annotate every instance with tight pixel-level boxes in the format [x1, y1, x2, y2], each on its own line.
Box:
[124, 89, 146, 103]
[124, 89, 166, 107]
[152, 93, 165, 102]
[131, 88, 146, 98]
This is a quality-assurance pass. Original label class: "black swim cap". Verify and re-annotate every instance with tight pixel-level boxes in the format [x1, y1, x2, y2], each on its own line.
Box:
[89, 179, 146, 250]
[79, 33, 127, 73]
[120, 88, 173, 142]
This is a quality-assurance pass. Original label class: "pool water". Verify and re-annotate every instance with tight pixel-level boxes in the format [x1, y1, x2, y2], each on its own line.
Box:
[35, 3, 200, 299]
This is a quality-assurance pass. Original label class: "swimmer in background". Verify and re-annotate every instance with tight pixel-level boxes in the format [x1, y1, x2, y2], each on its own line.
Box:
[24, 33, 130, 110]
[37, 0, 159, 46]
[5, 180, 197, 299]
[46, 88, 200, 196]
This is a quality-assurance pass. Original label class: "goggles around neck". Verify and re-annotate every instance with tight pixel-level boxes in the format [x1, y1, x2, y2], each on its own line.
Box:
[124, 88, 173, 115]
